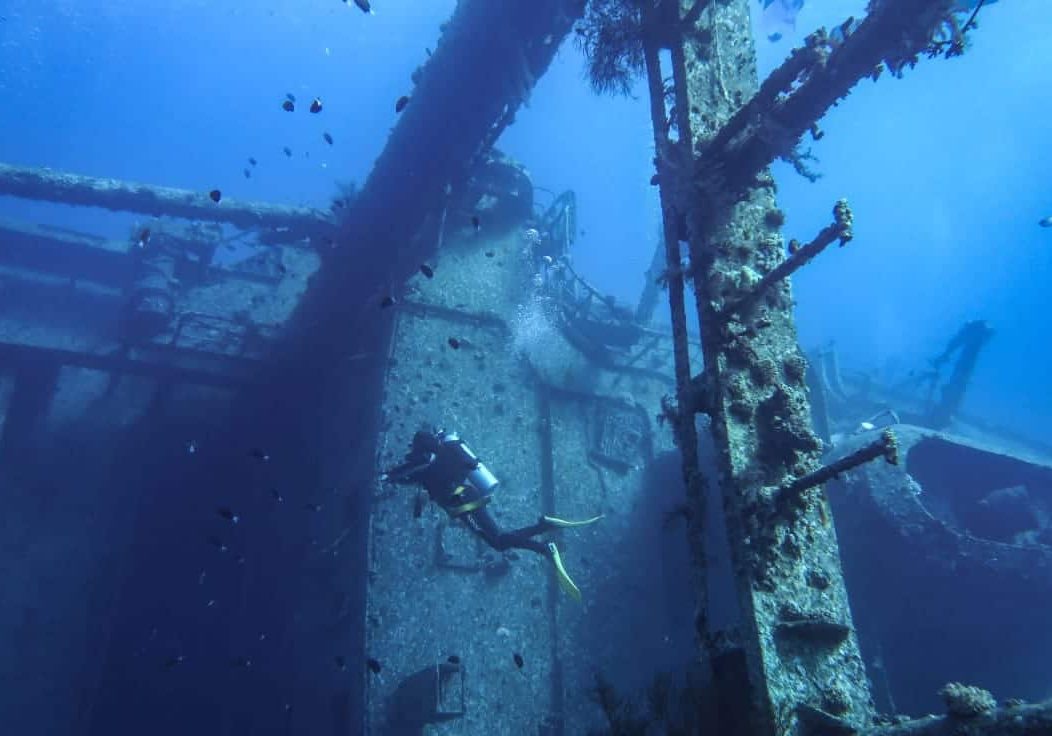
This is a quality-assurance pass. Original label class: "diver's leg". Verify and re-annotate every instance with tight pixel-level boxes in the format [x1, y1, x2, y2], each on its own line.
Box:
[465, 510, 583, 601]
[462, 509, 548, 556]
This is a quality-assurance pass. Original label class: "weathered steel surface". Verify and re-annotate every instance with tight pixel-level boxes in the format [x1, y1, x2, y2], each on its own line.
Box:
[644, 1, 978, 733]
[0, 162, 335, 238]
[366, 222, 692, 734]
[321, 0, 584, 289]
[864, 699, 1052, 736]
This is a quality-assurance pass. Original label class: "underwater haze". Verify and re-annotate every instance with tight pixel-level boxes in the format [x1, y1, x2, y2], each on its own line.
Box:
[0, 0, 1050, 734]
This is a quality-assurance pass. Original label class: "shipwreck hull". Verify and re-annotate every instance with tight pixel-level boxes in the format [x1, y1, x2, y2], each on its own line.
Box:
[364, 215, 709, 734]
[829, 426, 1052, 715]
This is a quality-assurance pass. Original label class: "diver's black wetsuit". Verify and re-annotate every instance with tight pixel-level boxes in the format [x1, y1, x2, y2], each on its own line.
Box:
[382, 429, 550, 557]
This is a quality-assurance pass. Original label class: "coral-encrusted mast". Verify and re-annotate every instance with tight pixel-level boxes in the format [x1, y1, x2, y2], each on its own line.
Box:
[635, 0, 983, 734]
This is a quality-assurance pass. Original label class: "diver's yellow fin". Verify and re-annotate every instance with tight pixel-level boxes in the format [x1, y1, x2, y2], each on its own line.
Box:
[547, 542, 582, 602]
[542, 514, 604, 529]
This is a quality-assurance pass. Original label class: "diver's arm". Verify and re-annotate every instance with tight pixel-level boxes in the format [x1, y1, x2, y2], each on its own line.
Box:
[379, 453, 435, 484]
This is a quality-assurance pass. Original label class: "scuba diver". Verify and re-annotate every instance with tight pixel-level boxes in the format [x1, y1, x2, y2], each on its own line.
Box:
[923, 319, 994, 428]
[380, 426, 602, 601]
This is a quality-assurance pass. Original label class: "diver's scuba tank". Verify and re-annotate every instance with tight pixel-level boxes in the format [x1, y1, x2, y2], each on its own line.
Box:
[439, 430, 499, 494]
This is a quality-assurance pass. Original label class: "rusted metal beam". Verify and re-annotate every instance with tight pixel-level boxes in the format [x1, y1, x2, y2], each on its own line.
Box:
[646, 1, 974, 734]
[0, 163, 335, 239]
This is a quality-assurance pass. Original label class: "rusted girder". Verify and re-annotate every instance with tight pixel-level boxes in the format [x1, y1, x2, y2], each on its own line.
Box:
[863, 697, 1052, 736]
[780, 429, 898, 500]
[695, 0, 965, 196]
[645, 2, 976, 735]
[0, 163, 335, 239]
[727, 199, 853, 315]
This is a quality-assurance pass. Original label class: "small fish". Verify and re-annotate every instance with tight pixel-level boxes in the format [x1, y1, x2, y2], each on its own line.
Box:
[310, 97, 323, 113]
[217, 507, 240, 523]
[285, 92, 296, 103]
[304, 503, 322, 512]
[425, 47, 432, 57]
[471, 215, 480, 233]
[395, 95, 410, 113]
[484, 250, 495, 258]
[271, 489, 285, 502]
[366, 657, 382, 674]
[243, 168, 251, 179]
[209, 189, 222, 203]
[419, 264, 434, 279]
[335, 655, 347, 670]
[198, 569, 207, 584]
[207, 535, 228, 552]
[163, 655, 185, 670]
[323, 132, 334, 145]
[332, 198, 346, 209]
[1039, 216, 1052, 228]
[259, 632, 267, 641]
[248, 157, 258, 166]
[351, 0, 374, 14]
[277, 263, 288, 275]
[413, 493, 425, 518]
[283, 146, 293, 157]
[250, 448, 270, 461]
[649, 173, 660, 186]
[760, 0, 804, 44]
[282, 99, 295, 112]
[380, 296, 396, 308]
[513, 653, 524, 669]
[448, 337, 461, 350]
[137, 227, 151, 249]
[447, 655, 460, 665]
[207, 599, 217, 608]
[233, 656, 252, 668]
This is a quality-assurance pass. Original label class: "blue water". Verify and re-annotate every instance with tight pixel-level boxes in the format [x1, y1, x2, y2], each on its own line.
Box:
[1, 0, 1049, 732]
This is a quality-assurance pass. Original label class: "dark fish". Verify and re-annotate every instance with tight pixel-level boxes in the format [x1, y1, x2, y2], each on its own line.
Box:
[332, 198, 345, 209]
[366, 657, 382, 674]
[283, 146, 292, 157]
[285, 92, 296, 103]
[207, 535, 228, 552]
[250, 448, 270, 461]
[282, 99, 295, 112]
[351, 0, 373, 14]
[310, 97, 323, 113]
[484, 250, 495, 257]
[380, 296, 396, 308]
[304, 503, 322, 512]
[447, 337, 460, 350]
[271, 488, 285, 502]
[471, 215, 480, 233]
[395, 95, 410, 113]
[425, 48, 432, 57]
[1039, 216, 1052, 228]
[209, 189, 222, 203]
[335, 656, 347, 670]
[419, 264, 434, 279]
[513, 653, 524, 669]
[649, 173, 660, 186]
[447, 655, 460, 665]
[243, 168, 251, 179]
[412, 493, 425, 518]
[218, 507, 240, 523]
[323, 132, 334, 145]
[163, 655, 185, 670]
[137, 228, 151, 248]
[248, 157, 258, 166]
